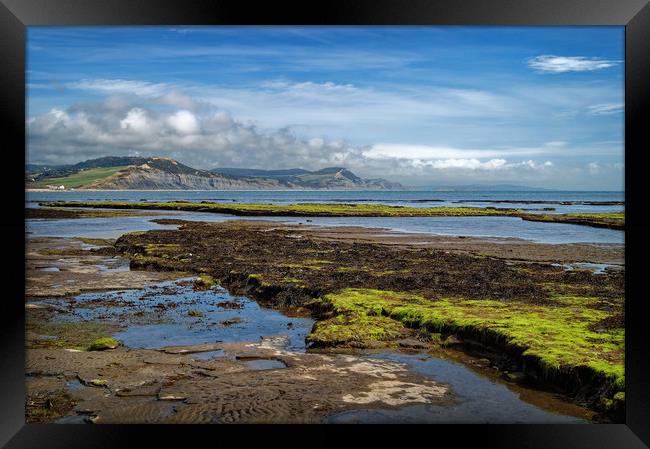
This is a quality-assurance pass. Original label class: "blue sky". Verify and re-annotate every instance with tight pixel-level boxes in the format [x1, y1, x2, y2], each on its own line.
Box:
[27, 26, 624, 189]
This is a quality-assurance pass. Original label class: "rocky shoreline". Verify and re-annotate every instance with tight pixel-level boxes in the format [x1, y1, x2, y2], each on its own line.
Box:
[112, 219, 624, 420]
[25, 220, 623, 423]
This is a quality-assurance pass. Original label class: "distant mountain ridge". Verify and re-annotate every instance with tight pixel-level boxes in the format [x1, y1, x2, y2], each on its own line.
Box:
[26, 156, 402, 190]
[211, 166, 400, 190]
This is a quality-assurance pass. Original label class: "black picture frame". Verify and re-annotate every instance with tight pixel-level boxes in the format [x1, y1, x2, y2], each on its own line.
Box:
[2, 0, 649, 447]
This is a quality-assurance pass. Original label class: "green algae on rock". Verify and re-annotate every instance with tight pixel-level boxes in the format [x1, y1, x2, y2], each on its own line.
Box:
[193, 274, 216, 290]
[39, 200, 521, 217]
[39, 200, 624, 229]
[307, 288, 624, 413]
[88, 337, 120, 351]
[307, 313, 407, 348]
[518, 212, 624, 230]
[26, 207, 157, 219]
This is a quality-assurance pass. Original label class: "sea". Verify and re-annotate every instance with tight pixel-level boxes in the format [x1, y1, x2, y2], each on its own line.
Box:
[25, 190, 624, 245]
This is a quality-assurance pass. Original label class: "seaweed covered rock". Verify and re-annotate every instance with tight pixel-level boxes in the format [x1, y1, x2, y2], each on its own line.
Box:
[88, 337, 120, 351]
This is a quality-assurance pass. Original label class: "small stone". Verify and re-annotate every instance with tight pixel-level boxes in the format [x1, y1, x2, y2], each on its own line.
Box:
[443, 335, 462, 345]
[158, 394, 188, 401]
[85, 415, 100, 424]
[397, 338, 429, 349]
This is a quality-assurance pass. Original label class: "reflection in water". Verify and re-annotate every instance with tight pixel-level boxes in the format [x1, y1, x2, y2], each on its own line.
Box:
[29, 279, 314, 351]
[326, 352, 588, 424]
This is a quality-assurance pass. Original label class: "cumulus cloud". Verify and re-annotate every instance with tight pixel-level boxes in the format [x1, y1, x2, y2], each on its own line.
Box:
[120, 108, 149, 133]
[166, 110, 200, 134]
[426, 158, 506, 170]
[527, 55, 620, 73]
[364, 144, 552, 160]
[27, 99, 368, 170]
[25, 96, 561, 186]
[49, 77, 624, 160]
[413, 158, 552, 171]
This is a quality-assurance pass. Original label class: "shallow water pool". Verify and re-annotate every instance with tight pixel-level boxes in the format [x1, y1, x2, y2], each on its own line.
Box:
[326, 352, 588, 424]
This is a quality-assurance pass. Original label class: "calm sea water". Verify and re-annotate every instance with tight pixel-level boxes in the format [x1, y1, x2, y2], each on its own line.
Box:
[26, 190, 624, 214]
[25, 190, 624, 244]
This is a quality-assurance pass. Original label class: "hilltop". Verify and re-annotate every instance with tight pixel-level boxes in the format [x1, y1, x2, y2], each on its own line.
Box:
[26, 156, 402, 191]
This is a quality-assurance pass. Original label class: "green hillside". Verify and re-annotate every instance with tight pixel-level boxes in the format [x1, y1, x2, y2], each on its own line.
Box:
[29, 166, 131, 189]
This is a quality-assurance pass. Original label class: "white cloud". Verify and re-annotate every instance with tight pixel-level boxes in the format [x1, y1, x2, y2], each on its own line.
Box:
[521, 160, 553, 169]
[67, 79, 173, 96]
[27, 97, 562, 184]
[26, 82, 621, 188]
[364, 144, 555, 160]
[166, 110, 199, 134]
[527, 55, 620, 73]
[261, 80, 357, 92]
[413, 158, 553, 172]
[588, 103, 623, 115]
[57, 77, 624, 155]
[27, 100, 367, 171]
[64, 78, 521, 129]
[120, 108, 149, 133]
[427, 158, 507, 170]
[153, 91, 201, 110]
